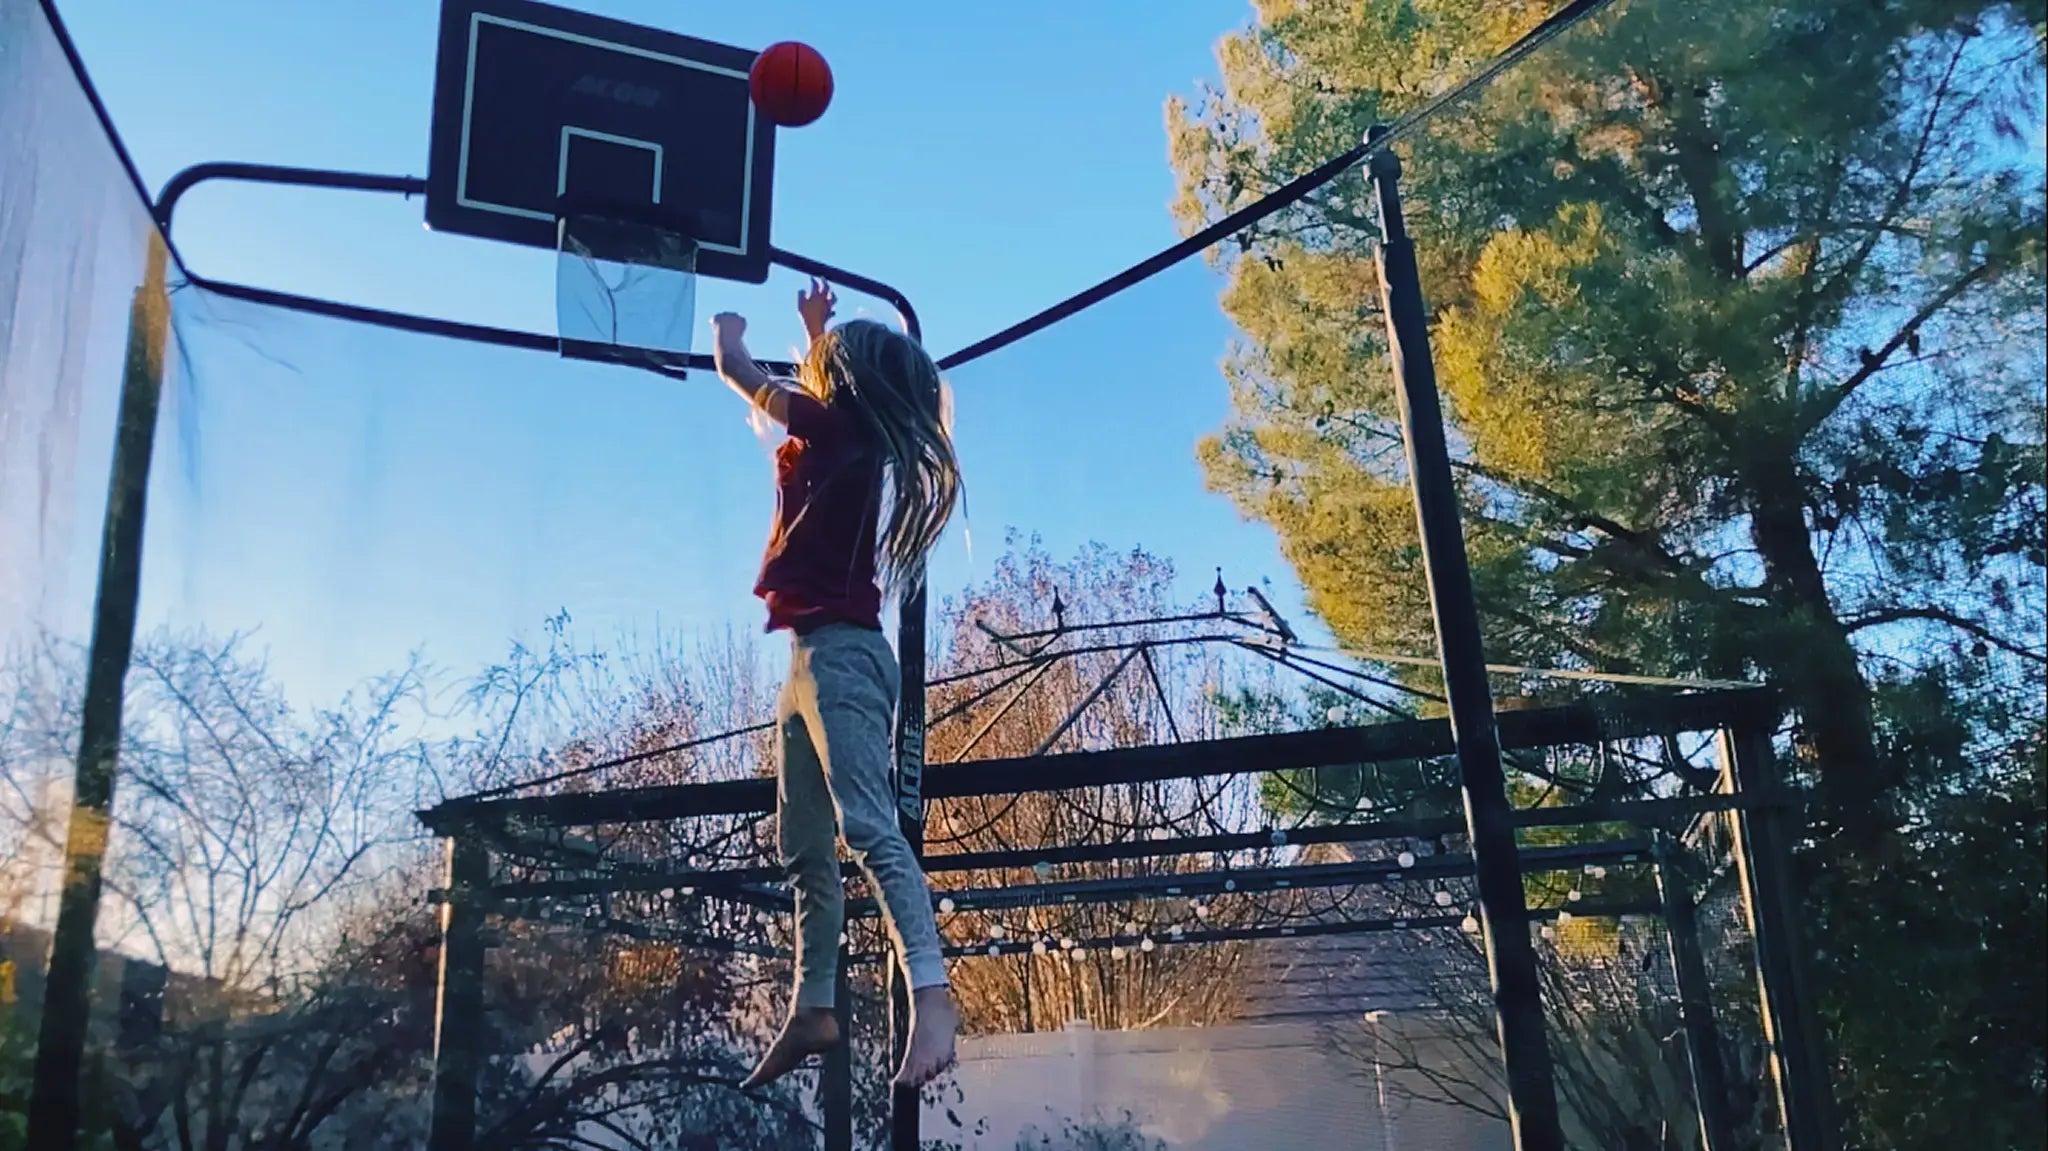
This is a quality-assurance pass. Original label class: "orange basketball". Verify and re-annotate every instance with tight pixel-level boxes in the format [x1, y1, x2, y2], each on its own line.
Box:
[749, 42, 833, 128]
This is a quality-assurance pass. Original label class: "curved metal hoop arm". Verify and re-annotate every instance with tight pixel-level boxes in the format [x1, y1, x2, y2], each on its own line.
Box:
[152, 160, 921, 362]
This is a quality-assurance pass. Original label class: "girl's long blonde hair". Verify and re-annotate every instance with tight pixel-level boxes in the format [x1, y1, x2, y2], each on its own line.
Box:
[798, 319, 961, 596]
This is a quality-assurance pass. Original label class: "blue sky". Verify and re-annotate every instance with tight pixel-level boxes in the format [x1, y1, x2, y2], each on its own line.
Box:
[44, 0, 1330, 707]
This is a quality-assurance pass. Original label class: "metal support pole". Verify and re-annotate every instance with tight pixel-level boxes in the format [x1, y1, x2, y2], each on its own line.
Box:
[1653, 834, 1738, 1151]
[1366, 125, 1565, 1151]
[823, 951, 853, 1151]
[427, 836, 490, 1151]
[27, 234, 171, 1151]
[890, 306, 931, 1151]
[950, 656, 1062, 764]
[1029, 647, 1141, 757]
[1722, 726, 1837, 1150]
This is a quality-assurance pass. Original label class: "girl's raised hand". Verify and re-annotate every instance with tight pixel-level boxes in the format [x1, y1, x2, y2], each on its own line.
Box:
[797, 277, 837, 341]
[710, 311, 748, 350]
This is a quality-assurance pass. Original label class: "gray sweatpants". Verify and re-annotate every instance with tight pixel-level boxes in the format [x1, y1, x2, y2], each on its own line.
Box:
[778, 623, 948, 1009]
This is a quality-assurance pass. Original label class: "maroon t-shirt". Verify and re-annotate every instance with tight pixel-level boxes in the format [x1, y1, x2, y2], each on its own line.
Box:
[754, 391, 884, 633]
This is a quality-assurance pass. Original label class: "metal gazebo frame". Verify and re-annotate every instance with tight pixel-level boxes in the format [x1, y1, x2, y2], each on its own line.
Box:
[415, 609, 1830, 1151]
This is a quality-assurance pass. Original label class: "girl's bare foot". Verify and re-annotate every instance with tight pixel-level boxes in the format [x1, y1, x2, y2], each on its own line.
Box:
[893, 985, 959, 1088]
[742, 1007, 841, 1090]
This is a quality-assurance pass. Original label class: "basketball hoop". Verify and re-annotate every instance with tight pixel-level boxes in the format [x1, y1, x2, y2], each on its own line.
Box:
[424, 0, 777, 369]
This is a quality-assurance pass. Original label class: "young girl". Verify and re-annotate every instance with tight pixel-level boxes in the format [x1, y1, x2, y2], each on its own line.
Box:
[709, 280, 961, 1091]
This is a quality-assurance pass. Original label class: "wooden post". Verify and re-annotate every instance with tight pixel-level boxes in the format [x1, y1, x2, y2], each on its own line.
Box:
[428, 836, 490, 1151]
[1653, 833, 1738, 1151]
[1721, 725, 1836, 1150]
[26, 234, 171, 1151]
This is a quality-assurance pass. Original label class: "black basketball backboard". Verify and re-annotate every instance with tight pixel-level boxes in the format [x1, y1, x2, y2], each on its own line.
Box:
[425, 0, 775, 283]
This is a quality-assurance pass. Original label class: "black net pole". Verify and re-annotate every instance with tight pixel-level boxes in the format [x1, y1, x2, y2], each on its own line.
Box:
[824, 953, 854, 1151]
[1367, 127, 1566, 1150]
[889, 622, 926, 1151]
[426, 836, 490, 1151]
[1654, 834, 1740, 1151]
[1723, 724, 1838, 1149]
[26, 236, 171, 1151]
[890, 309, 930, 1151]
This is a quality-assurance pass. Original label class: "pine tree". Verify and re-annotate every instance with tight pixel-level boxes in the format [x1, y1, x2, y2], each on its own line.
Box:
[1168, 1, 2045, 1143]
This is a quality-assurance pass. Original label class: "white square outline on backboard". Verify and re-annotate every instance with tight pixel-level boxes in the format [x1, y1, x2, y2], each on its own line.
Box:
[557, 128, 664, 204]
[454, 11, 753, 257]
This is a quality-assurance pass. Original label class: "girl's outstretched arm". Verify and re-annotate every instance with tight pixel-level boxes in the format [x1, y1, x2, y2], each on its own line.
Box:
[710, 312, 791, 426]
